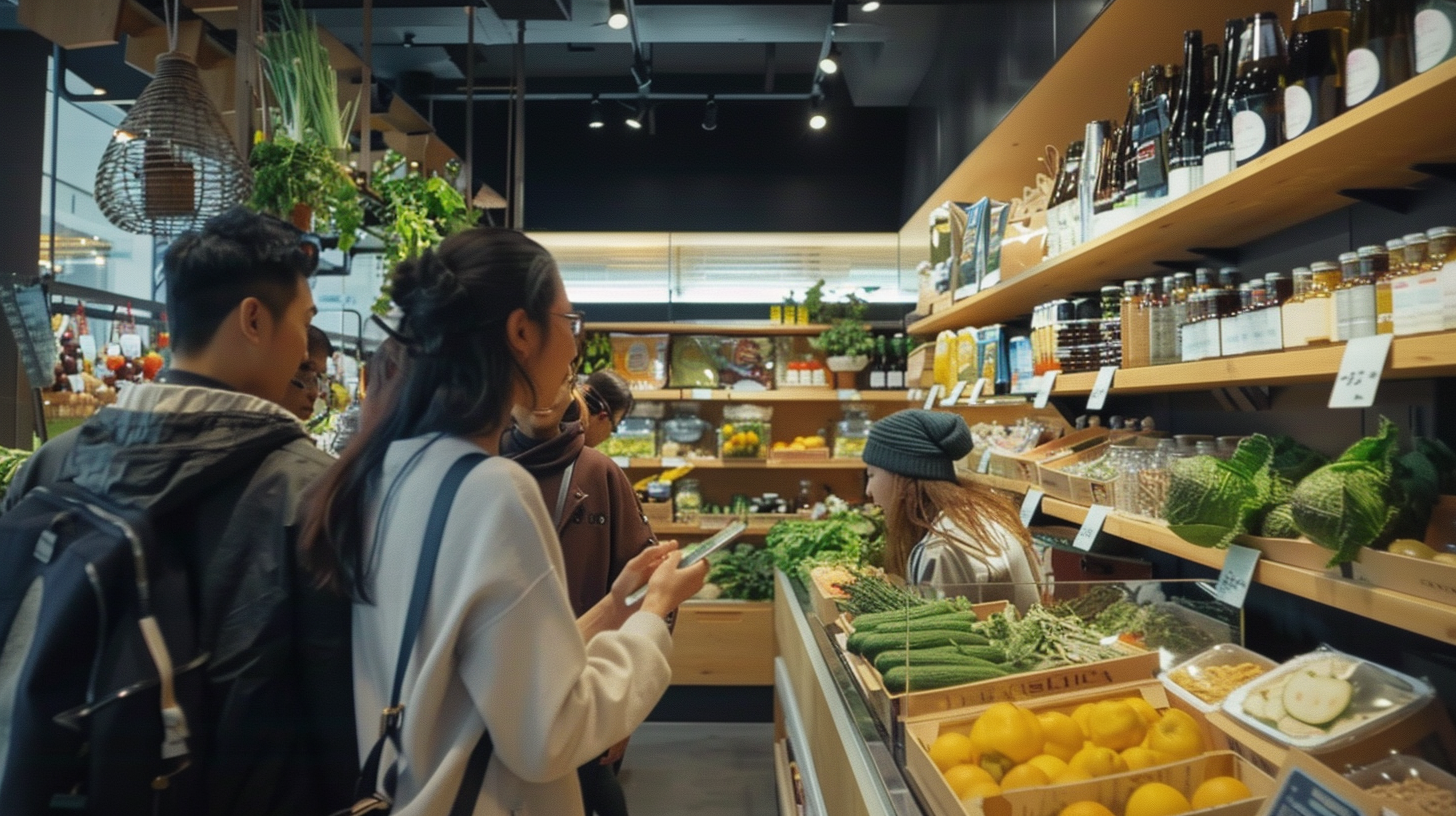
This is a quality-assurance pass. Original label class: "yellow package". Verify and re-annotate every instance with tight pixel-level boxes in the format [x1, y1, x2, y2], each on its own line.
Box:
[933, 330, 958, 392]
[955, 327, 979, 383]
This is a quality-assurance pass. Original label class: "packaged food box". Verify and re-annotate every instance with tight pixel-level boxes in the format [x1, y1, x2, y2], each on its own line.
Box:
[1344, 754, 1456, 816]
[1162, 644, 1279, 714]
[669, 335, 720, 389]
[717, 336, 774, 390]
[611, 334, 668, 390]
[1220, 648, 1435, 752]
[597, 417, 658, 459]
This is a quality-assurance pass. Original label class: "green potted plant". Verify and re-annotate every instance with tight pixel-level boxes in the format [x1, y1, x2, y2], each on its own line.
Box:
[249, 134, 363, 248]
[812, 319, 874, 388]
[369, 151, 481, 313]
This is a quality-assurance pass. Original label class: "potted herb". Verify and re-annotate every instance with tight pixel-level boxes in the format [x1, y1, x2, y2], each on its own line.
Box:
[249, 134, 363, 248]
[812, 319, 874, 388]
[369, 151, 481, 313]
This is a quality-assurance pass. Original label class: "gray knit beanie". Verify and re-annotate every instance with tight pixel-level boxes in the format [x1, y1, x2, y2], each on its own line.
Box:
[863, 409, 973, 483]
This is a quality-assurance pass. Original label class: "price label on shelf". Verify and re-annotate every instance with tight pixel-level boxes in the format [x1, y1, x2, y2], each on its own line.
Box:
[907, 388, 922, 403]
[1033, 370, 1058, 409]
[967, 378, 989, 405]
[1328, 334, 1394, 409]
[690, 388, 713, 400]
[1265, 768, 1363, 816]
[837, 389, 861, 402]
[1019, 489, 1044, 527]
[1086, 366, 1118, 411]
[976, 448, 993, 474]
[610, 456, 631, 468]
[1073, 504, 1112, 551]
[941, 381, 969, 406]
[922, 384, 942, 410]
[1214, 544, 1261, 609]
[661, 457, 688, 468]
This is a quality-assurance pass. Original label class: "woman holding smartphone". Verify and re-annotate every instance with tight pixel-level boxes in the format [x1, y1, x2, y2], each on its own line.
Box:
[302, 228, 706, 816]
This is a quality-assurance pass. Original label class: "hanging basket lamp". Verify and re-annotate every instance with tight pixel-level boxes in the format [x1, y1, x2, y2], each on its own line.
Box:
[95, 52, 252, 237]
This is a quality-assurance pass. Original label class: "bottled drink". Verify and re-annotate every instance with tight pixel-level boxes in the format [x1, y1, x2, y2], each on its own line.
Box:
[1047, 140, 1084, 258]
[1416, 0, 1456, 72]
[1232, 12, 1289, 166]
[1216, 267, 1243, 317]
[888, 333, 907, 389]
[1204, 18, 1246, 182]
[1337, 249, 1379, 338]
[1392, 231, 1442, 334]
[1136, 65, 1175, 201]
[1347, 0, 1416, 107]
[1119, 76, 1143, 211]
[1365, 242, 1397, 334]
[1094, 123, 1125, 215]
[1148, 276, 1177, 365]
[1170, 30, 1206, 197]
[1429, 226, 1456, 329]
[869, 335, 888, 389]
[1286, 0, 1351, 140]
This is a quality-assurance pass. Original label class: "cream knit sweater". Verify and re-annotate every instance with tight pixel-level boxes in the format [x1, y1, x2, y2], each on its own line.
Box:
[352, 435, 673, 815]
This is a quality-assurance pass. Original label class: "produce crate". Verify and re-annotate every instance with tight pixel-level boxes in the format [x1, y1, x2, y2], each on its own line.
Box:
[836, 620, 1161, 724]
[1235, 535, 1335, 572]
[806, 565, 853, 625]
[1038, 443, 1116, 507]
[768, 448, 831, 463]
[1347, 547, 1456, 607]
[988, 427, 1110, 485]
[902, 681, 1270, 816]
[668, 600, 773, 686]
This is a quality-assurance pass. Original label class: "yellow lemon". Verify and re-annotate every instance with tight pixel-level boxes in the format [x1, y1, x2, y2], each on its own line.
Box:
[944, 764, 997, 799]
[1069, 745, 1129, 778]
[1001, 763, 1051, 791]
[1057, 767, 1096, 784]
[1088, 700, 1149, 752]
[1060, 803, 1117, 816]
[1190, 777, 1253, 810]
[929, 732, 976, 772]
[1027, 754, 1070, 780]
[965, 781, 1003, 800]
[1123, 697, 1161, 726]
[970, 702, 1046, 775]
[1124, 783, 1192, 816]
[1120, 746, 1165, 771]
[1039, 711, 1086, 762]
[1145, 708, 1205, 761]
[1072, 703, 1097, 736]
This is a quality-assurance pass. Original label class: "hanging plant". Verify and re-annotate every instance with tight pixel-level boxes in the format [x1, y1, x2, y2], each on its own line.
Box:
[249, 134, 364, 250]
[258, 0, 357, 153]
[368, 151, 481, 314]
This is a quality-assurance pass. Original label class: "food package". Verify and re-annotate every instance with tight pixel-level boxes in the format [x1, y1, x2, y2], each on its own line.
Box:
[669, 335, 720, 389]
[1161, 643, 1278, 713]
[717, 337, 774, 390]
[975, 324, 1009, 395]
[955, 198, 989, 296]
[955, 328, 979, 383]
[611, 334, 669, 390]
[1008, 335, 1035, 393]
[933, 330, 958, 393]
[980, 199, 1012, 291]
[1002, 170, 1055, 278]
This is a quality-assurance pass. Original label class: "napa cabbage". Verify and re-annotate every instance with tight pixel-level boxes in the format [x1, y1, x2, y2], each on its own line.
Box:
[1164, 434, 1275, 549]
[1290, 419, 1400, 566]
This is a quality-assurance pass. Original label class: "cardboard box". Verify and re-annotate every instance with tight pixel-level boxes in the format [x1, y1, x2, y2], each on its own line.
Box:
[1038, 442, 1117, 507]
[642, 500, 673, 526]
[908, 343, 937, 388]
[998, 214, 1047, 280]
[988, 427, 1110, 485]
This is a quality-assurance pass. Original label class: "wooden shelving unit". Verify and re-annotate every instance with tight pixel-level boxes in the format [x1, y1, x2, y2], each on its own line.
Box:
[619, 458, 867, 470]
[1047, 331, 1456, 396]
[629, 388, 916, 403]
[908, 56, 1456, 336]
[588, 322, 829, 336]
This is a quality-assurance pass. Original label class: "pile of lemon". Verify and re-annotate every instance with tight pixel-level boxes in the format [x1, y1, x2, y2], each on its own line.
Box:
[927, 698, 1214, 802]
[1057, 777, 1254, 816]
[720, 424, 763, 457]
[771, 434, 826, 453]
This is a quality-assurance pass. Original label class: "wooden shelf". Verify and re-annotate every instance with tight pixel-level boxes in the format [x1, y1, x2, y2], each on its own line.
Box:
[620, 458, 867, 470]
[633, 388, 915, 403]
[908, 56, 1456, 336]
[652, 522, 774, 536]
[954, 469, 1035, 494]
[1048, 331, 1456, 396]
[588, 322, 829, 336]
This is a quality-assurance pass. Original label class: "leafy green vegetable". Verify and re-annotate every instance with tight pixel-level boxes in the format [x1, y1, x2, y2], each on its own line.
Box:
[1291, 418, 1401, 566]
[1164, 434, 1275, 548]
[706, 544, 775, 601]
[1259, 503, 1299, 538]
[1271, 435, 1329, 484]
[766, 518, 864, 574]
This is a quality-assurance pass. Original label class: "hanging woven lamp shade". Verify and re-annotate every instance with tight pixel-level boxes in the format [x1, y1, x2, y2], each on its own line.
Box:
[95, 52, 252, 237]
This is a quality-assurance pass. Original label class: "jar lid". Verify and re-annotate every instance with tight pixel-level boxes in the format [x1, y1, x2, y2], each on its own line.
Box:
[1403, 233, 1429, 244]
[1357, 245, 1387, 257]
[1428, 226, 1456, 238]
[1338, 251, 1359, 263]
[1386, 238, 1406, 251]
[1310, 261, 1339, 272]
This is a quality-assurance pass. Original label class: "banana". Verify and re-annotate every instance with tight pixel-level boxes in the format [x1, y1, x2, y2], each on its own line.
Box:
[632, 464, 696, 492]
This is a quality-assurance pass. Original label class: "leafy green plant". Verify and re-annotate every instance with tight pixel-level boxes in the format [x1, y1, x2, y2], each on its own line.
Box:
[1290, 419, 1402, 566]
[804, 278, 868, 323]
[707, 544, 776, 601]
[1164, 434, 1275, 549]
[249, 134, 363, 250]
[368, 151, 481, 313]
[812, 318, 874, 358]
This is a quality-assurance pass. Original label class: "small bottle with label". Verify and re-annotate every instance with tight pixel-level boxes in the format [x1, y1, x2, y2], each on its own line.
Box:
[1283, 266, 1314, 347]
[1364, 242, 1398, 335]
[1308, 261, 1339, 343]
[1392, 231, 1443, 335]
[1315, 258, 1347, 340]
[1147, 276, 1177, 365]
[1337, 250, 1379, 339]
[1427, 226, 1456, 329]
[1121, 279, 1149, 368]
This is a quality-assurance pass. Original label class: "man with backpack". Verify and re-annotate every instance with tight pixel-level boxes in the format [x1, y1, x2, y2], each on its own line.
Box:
[0, 208, 356, 815]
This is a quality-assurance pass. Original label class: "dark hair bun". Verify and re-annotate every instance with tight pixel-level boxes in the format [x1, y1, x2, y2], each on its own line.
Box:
[391, 249, 470, 344]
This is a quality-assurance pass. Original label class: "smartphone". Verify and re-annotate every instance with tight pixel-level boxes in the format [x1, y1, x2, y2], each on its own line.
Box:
[625, 520, 748, 607]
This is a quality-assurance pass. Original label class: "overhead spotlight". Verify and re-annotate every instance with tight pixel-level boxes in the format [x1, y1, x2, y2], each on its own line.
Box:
[832, 0, 849, 26]
[91, 87, 107, 96]
[809, 97, 827, 131]
[626, 101, 646, 130]
[590, 95, 605, 129]
[861, 0, 881, 10]
[702, 95, 718, 131]
[819, 46, 840, 75]
[608, 0, 630, 30]
[402, 32, 415, 48]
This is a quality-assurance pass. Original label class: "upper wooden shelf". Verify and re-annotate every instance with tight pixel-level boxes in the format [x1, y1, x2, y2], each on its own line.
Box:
[1048, 331, 1456, 396]
[618, 458, 867, 470]
[589, 322, 829, 336]
[630, 388, 914, 403]
[907, 56, 1456, 336]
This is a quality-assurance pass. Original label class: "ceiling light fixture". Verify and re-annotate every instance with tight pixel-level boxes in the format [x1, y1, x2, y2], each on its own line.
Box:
[832, 0, 849, 26]
[590, 95, 605, 129]
[402, 32, 415, 48]
[861, 0, 881, 10]
[608, 0, 630, 30]
[702, 95, 718, 131]
[626, 100, 646, 130]
[819, 45, 840, 75]
[809, 96, 827, 131]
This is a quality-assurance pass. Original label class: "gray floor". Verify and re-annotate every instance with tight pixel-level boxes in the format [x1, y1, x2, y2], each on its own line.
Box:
[618, 722, 779, 816]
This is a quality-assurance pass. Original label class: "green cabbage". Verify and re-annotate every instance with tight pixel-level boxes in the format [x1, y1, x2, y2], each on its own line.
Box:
[1290, 419, 1400, 566]
[1164, 434, 1275, 549]
[1270, 435, 1329, 484]
[1259, 503, 1298, 539]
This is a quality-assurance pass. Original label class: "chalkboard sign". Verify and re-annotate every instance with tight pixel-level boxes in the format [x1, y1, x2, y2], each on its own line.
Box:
[0, 284, 56, 389]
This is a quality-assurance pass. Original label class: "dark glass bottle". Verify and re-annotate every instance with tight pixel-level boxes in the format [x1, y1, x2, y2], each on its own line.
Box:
[1136, 65, 1175, 200]
[1049, 140, 1083, 257]
[869, 334, 887, 390]
[888, 334, 907, 389]
[1119, 75, 1144, 207]
[1170, 31, 1206, 173]
[1094, 124, 1125, 214]
[1231, 12, 1289, 166]
[1347, 0, 1417, 107]
[1286, 0, 1351, 140]
[1203, 18, 1246, 181]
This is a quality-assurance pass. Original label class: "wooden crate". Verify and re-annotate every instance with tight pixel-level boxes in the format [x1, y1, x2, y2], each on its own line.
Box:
[989, 427, 1110, 485]
[669, 600, 774, 686]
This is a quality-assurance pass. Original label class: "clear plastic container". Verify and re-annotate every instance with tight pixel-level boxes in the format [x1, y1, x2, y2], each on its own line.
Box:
[834, 406, 872, 459]
[1221, 647, 1435, 752]
[674, 478, 702, 524]
[1344, 754, 1456, 816]
[1161, 643, 1279, 713]
[1108, 441, 1151, 515]
[720, 420, 770, 458]
[598, 417, 658, 459]
[660, 403, 713, 459]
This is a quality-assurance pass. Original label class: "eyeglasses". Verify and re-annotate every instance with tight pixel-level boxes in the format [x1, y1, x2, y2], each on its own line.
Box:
[553, 311, 586, 338]
[290, 372, 328, 393]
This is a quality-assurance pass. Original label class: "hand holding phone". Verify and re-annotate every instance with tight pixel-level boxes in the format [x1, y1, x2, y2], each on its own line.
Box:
[625, 521, 747, 607]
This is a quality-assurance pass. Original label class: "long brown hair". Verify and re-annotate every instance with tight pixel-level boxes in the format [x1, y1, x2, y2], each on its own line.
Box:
[881, 473, 1040, 583]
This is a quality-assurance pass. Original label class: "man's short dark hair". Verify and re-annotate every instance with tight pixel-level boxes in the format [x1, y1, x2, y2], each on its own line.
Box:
[307, 325, 334, 359]
[163, 207, 314, 355]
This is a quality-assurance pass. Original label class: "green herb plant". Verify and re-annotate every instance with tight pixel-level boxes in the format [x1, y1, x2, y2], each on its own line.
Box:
[706, 544, 776, 601]
[812, 319, 875, 359]
[249, 135, 364, 250]
[368, 151, 481, 314]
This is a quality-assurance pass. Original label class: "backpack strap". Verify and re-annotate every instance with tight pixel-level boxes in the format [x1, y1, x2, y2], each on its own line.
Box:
[353, 451, 491, 814]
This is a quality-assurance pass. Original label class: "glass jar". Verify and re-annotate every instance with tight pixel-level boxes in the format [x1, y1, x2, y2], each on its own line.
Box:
[674, 478, 703, 524]
[1428, 226, 1456, 331]
[834, 406, 872, 459]
[1217, 436, 1245, 459]
[661, 403, 711, 459]
[1137, 438, 1180, 520]
[1107, 441, 1151, 515]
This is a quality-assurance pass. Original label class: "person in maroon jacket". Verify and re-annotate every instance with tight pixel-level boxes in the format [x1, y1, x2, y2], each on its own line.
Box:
[501, 379, 658, 816]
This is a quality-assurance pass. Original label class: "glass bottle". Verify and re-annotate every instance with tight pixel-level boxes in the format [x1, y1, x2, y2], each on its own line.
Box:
[834, 407, 872, 459]
[1136, 65, 1175, 203]
[1333, 251, 1361, 340]
[1307, 260, 1340, 344]
[1416, 0, 1456, 72]
[1060, 140, 1085, 256]
[1283, 266, 1313, 347]
[1347, 0, 1417, 107]
[674, 478, 702, 524]
[1363, 243, 1397, 335]
[888, 333, 907, 389]
[1147, 276, 1175, 365]
[1392, 231, 1442, 334]
[1266, 270, 1295, 305]
[1232, 12, 1290, 166]
[1216, 267, 1243, 317]
[1339, 250, 1379, 339]
[1171, 272, 1195, 364]
[1428, 226, 1456, 329]
[1094, 123, 1125, 216]
[1170, 30, 1206, 198]
[1118, 76, 1143, 213]
[869, 334, 888, 390]
[1286, 0, 1351, 140]
[1120, 279, 1146, 368]
[1108, 440, 1151, 515]
[1204, 18, 1246, 182]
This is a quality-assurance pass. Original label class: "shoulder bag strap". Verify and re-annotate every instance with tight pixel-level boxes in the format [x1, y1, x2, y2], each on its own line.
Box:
[551, 461, 577, 529]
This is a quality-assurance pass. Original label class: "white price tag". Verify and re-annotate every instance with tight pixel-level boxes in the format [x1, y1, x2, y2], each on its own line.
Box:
[1033, 370, 1058, 409]
[1073, 504, 1112, 551]
[976, 448, 993, 474]
[1329, 334, 1394, 408]
[78, 335, 97, 360]
[119, 333, 142, 359]
[922, 384, 942, 410]
[67, 374, 86, 393]
[1019, 489, 1044, 527]
[611, 456, 631, 468]
[967, 378, 989, 405]
[837, 389, 861, 401]
[941, 380, 969, 406]
[1086, 366, 1118, 411]
[690, 388, 713, 400]
[907, 388, 922, 403]
[661, 457, 688, 468]
[1214, 544, 1261, 608]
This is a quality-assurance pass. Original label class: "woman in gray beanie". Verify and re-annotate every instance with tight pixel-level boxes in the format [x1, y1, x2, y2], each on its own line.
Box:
[862, 409, 1041, 609]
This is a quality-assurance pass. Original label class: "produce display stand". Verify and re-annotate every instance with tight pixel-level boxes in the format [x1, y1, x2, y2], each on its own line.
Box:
[668, 600, 774, 686]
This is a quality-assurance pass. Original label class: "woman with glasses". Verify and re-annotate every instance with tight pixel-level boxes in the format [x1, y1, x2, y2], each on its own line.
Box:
[580, 370, 635, 449]
[300, 229, 705, 816]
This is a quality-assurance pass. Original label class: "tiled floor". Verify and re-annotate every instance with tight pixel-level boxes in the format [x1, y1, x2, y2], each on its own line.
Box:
[617, 722, 779, 816]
